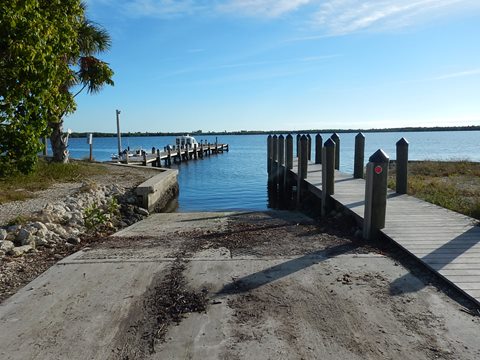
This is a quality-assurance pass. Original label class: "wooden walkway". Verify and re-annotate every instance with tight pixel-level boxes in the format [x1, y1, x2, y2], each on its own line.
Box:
[289, 159, 480, 305]
[112, 143, 229, 166]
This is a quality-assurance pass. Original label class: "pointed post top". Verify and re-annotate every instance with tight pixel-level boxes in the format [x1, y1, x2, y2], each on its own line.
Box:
[324, 138, 336, 147]
[286, 133, 293, 140]
[279, 134, 284, 140]
[315, 133, 322, 139]
[273, 134, 278, 139]
[331, 133, 340, 141]
[267, 134, 272, 139]
[369, 149, 389, 163]
[355, 132, 365, 139]
[396, 137, 409, 146]
[300, 134, 307, 141]
[306, 133, 311, 139]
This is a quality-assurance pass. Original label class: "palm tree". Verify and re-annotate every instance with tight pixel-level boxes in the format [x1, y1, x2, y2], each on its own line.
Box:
[49, 4, 114, 162]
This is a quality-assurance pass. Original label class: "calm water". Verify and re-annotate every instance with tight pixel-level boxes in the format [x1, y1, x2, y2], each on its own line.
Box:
[61, 131, 479, 211]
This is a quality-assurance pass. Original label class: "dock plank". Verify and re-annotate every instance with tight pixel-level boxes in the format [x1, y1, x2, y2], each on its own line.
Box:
[282, 159, 480, 305]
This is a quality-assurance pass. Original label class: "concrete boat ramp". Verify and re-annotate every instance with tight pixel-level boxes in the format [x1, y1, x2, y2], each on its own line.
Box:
[1, 211, 480, 359]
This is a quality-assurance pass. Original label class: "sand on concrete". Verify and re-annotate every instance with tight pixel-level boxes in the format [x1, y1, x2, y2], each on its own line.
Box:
[1, 211, 479, 360]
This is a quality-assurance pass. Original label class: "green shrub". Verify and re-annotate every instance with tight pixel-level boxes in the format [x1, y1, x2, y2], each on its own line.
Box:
[389, 161, 480, 220]
[83, 197, 120, 233]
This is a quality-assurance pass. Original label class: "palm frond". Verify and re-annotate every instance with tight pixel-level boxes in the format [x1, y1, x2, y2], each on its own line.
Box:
[78, 20, 111, 56]
[78, 56, 114, 94]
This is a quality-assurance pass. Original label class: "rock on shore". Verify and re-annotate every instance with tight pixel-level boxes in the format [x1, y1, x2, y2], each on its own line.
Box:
[0, 183, 149, 259]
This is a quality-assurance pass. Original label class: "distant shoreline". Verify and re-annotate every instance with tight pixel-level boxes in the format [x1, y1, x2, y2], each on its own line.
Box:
[69, 125, 480, 138]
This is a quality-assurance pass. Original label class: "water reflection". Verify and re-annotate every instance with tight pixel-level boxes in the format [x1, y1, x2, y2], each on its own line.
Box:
[267, 174, 296, 211]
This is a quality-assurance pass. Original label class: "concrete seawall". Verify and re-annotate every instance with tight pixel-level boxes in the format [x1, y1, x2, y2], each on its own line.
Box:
[135, 168, 178, 212]
[105, 163, 178, 212]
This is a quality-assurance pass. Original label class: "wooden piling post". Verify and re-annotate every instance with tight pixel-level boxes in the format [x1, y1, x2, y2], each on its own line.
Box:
[88, 133, 93, 162]
[285, 134, 293, 192]
[363, 149, 390, 241]
[156, 149, 161, 167]
[354, 132, 365, 179]
[167, 148, 172, 166]
[116, 109, 122, 156]
[306, 134, 312, 161]
[315, 133, 322, 164]
[296, 134, 300, 157]
[278, 135, 285, 188]
[272, 135, 278, 182]
[297, 135, 308, 205]
[286, 134, 293, 170]
[194, 143, 198, 160]
[142, 151, 147, 166]
[267, 135, 273, 175]
[177, 147, 182, 163]
[300, 137, 308, 178]
[396, 138, 409, 194]
[331, 133, 340, 170]
[321, 139, 336, 216]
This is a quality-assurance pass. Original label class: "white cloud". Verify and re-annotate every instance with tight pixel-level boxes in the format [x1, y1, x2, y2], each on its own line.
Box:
[87, 0, 203, 17]
[156, 53, 339, 79]
[123, 0, 200, 17]
[432, 68, 480, 80]
[313, 0, 479, 35]
[89, 0, 480, 34]
[217, 0, 313, 17]
[217, 54, 340, 69]
[91, 0, 315, 18]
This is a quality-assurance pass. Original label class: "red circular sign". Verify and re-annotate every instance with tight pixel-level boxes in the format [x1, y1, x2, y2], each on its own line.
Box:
[374, 166, 383, 174]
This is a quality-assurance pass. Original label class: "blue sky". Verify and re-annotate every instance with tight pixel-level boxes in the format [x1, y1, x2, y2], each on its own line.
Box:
[66, 0, 480, 133]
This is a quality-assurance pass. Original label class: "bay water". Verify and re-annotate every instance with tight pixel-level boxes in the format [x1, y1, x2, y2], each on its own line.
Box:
[62, 131, 479, 211]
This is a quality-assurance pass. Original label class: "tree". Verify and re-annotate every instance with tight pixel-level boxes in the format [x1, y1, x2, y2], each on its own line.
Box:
[0, 1, 114, 175]
[49, 4, 114, 163]
[0, 0, 83, 175]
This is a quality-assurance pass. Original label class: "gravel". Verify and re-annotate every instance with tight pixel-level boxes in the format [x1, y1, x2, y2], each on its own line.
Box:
[0, 163, 159, 226]
[0, 163, 161, 303]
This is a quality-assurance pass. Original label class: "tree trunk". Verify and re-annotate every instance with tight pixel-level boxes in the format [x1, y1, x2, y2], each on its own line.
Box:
[49, 122, 69, 163]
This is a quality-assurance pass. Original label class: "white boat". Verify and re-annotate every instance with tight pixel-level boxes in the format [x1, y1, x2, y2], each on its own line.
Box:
[165, 135, 200, 151]
[175, 135, 199, 149]
[111, 147, 145, 161]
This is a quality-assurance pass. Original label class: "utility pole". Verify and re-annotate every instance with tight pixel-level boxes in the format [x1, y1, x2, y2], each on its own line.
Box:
[116, 109, 122, 155]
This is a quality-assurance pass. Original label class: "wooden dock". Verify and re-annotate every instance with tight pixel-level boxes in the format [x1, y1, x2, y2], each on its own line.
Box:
[112, 143, 229, 167]
[269, 135, 480, 306]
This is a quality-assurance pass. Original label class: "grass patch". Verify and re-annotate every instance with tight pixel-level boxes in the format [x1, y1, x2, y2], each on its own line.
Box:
[5, 215, 36, 227]
[389, 160, 480, 220]
[0, 159, 106, 204]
